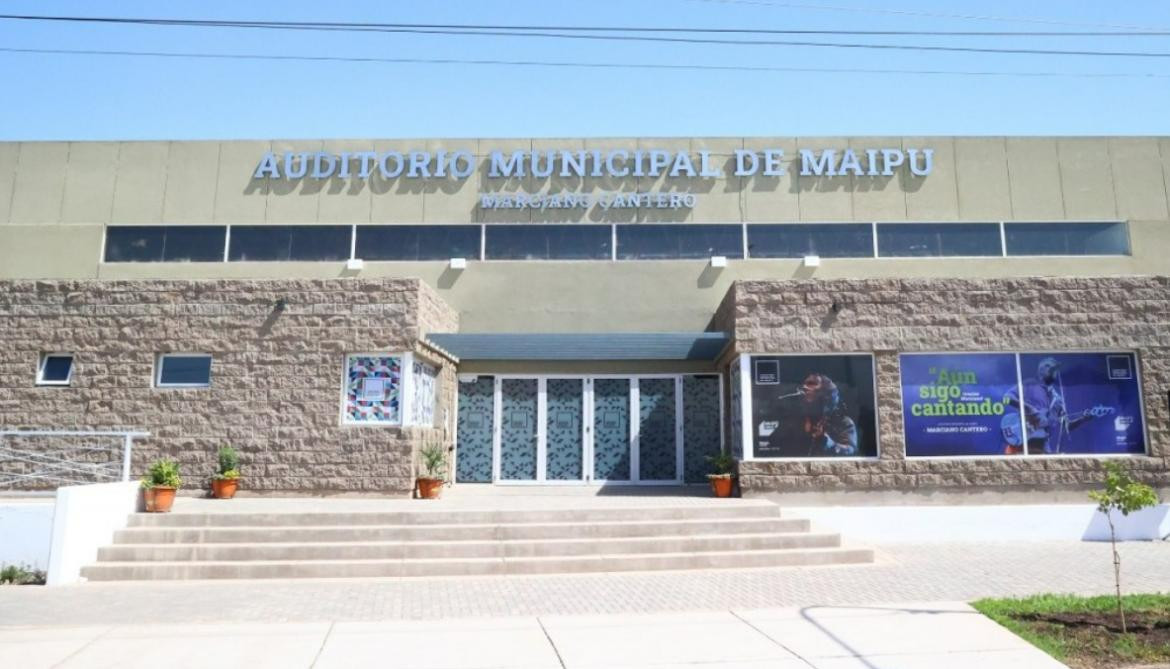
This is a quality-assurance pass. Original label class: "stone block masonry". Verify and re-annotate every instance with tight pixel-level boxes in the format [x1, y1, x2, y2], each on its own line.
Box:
[716, 277, 1170, 494]
[0, 278, 458, 493]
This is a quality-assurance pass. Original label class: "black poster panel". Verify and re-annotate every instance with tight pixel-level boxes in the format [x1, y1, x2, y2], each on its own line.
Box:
[750, 355, 878, 458]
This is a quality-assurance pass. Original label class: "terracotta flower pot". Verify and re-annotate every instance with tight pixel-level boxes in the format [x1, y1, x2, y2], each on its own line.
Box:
[708, 475, 734, 498]
[417, 477, 443, 500]
[150, 486, 177, 512]
[211, 478, 239, 499]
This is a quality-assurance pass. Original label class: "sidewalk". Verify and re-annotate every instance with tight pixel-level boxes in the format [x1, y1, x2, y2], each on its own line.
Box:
[0, 601, 1067, 669]
[2, 541, 1167, 625]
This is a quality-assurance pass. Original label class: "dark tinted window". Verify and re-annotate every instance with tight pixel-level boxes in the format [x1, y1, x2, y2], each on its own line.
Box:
[616, 224, 743, 260]
[357, 225, 482, 260]
[876, 223, 1002, 257]
[1004, 222, 1129, 256]
[157, 355, 212, 387]
[161, 226, 226, 261]
[105, 226, 164, 262]
[104, 226, 226, 262]
[38, 354, 74, 384]
[747, 224, 873, 258]
[485, 225, 611, 260]
[229, 226, 351, 261]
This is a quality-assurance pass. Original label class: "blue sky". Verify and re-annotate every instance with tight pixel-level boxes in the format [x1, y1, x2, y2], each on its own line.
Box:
[1, 1, 1168, 139]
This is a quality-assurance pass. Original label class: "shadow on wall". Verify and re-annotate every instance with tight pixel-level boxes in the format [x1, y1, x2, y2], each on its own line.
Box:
[697, 264, 723, 289]
[437, 266, 464, 290]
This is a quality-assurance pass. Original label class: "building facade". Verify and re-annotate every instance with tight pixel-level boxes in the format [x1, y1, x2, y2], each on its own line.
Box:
[0, 137, 1167, 495]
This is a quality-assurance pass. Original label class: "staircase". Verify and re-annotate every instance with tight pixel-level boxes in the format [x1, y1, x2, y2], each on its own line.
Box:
[81, 499, 872, 581]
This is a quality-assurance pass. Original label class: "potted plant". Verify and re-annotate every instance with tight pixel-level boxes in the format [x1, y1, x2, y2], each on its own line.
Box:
[707, 452, 735, 498]
[141, 459, 182, 512]
[210, 446, 241, 499]
[416, 442, 447, 500]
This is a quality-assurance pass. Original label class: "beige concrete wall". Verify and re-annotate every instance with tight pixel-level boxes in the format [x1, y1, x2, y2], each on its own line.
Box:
[2, 137, 1167, 333]
[3, 137, 1165, 226]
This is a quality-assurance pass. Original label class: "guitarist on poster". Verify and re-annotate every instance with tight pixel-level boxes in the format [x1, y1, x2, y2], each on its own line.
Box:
[1003, 357, 1114, 454]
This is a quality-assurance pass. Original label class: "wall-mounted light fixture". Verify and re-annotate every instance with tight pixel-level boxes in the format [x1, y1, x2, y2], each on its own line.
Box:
[273, 297, 288, 311]
[346, 258, 365, 271]
[709, 255, 727, 268]
[449, 257, 467, 270]
[803, 255, 821, 267]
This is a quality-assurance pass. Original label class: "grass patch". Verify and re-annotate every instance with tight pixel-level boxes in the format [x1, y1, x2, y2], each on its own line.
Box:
[972, 593, 1170, 669]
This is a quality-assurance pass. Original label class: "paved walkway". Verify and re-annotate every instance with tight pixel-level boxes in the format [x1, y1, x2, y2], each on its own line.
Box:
[1, 540, 1167, 625]
[0, 601, 1066, 669]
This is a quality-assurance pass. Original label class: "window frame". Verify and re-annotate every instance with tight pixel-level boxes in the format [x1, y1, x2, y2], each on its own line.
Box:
[340, 352, 412, 427]
[36, 353, 75, 387]
[355, 224, 484, 261]
[875, 222, 1004, 259]
[1003, 221, 1131, 258]
[227, 224, 353, 262]
[102, 225, 227, 263]
[483, 224, 614, 261]
[746, 222, 876, 259]
[154, 353, 213, 389]
[615, 223, 746, 261]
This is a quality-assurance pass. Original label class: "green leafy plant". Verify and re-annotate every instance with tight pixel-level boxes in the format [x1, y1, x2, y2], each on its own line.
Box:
[419, 443, 447, 480]
[140, 458, 182, 490]
[1088, 460, 1160, 633]
[213, 446, 241, 480]
[0, 564, 46, 585]
[707, 451, 735, 477]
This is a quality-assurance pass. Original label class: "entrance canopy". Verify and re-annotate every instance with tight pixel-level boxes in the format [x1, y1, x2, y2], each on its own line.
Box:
[427, 332, 730, 361]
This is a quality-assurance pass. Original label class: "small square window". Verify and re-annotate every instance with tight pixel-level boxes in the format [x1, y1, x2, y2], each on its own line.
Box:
[156, 354, 212, 388]
[37, 354, 74, 386]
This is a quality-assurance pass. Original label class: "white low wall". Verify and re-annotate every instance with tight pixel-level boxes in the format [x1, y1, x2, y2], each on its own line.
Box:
[46, 481, 139, 586]
[0, 499, 55, 569]
[792, 503, 1170, 544]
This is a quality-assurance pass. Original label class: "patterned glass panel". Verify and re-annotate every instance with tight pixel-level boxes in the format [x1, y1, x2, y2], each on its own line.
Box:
[545, 379, 584, 481]
[638, 378, 678, 481]
[729, 361, 743, 459]
[500, 379, 539, 480]
[593, 378, 631, 481]
[344, 355, 402, 424]
[683, 375, 722, 483]
[410, 361, 438, 426]
[456, 377, 494, 483]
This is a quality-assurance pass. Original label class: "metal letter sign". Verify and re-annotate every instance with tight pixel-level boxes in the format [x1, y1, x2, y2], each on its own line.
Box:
[253, 147, 933, 181]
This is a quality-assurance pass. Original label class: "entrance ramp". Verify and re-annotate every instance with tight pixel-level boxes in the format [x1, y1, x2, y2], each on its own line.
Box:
[80, 490, 872, 581]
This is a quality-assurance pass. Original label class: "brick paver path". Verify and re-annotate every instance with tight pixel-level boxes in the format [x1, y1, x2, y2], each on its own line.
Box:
[1, 541, 1168, 625]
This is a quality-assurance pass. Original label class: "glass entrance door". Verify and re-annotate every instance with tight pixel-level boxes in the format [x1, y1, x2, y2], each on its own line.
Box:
[456, 376, 494, 483]
[637, 377, 680, 482]
[545, 378, 585, 481]
[487, 375, 689, 485]
[592, 378, 631, 481]
[498, 378, 538, 481]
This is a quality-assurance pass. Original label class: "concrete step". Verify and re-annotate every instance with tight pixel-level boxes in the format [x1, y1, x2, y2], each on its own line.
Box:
[125, 504, 781, 528]
[81, 547, 875, 581]
[98, 532, 842, 562]
[112, 517, 812, 545]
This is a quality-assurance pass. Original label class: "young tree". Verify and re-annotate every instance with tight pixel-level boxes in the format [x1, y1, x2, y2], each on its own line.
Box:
[1088, 461, 1159, 633]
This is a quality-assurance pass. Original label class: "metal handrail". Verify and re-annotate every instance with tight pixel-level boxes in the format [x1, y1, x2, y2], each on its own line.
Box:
[0, 430, 150, 484]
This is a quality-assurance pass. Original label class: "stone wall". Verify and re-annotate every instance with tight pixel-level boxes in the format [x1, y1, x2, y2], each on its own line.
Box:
[0, 278, 458, 493]
[726, 277, 1170, 494]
